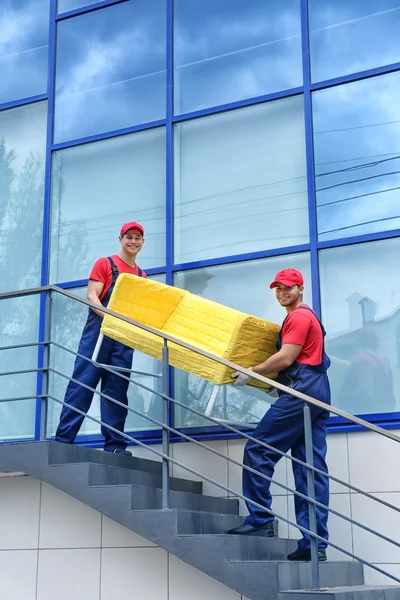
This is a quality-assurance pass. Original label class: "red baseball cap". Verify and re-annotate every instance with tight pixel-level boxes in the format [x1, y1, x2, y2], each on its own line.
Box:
[270, 268, 304, 289]
[120, 221, 144, 237]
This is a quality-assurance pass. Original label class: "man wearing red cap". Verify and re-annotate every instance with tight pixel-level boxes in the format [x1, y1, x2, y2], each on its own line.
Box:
[55, 222, 146, 455]
[228, 268, 331, 562]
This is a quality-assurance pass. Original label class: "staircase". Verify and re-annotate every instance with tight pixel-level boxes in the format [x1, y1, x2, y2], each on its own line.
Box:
[1, 441, 398, 600]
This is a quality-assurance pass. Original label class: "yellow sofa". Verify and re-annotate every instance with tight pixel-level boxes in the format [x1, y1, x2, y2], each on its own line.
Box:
[100, 275, 280, 390]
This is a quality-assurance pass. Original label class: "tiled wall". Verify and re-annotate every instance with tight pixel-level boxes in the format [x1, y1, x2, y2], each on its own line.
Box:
[0, 474, 251, 600]
[132, 431, 400, 585]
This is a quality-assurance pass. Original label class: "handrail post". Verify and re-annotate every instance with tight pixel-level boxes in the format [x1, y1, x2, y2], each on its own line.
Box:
[39, 290, 52, 440]
[161, 340, 170, 508]
[303, 405, 320, 589]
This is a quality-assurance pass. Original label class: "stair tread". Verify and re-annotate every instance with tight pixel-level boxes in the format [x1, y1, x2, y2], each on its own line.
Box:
[279, 585, 400, 595]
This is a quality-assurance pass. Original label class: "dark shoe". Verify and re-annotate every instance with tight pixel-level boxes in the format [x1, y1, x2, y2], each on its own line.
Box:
[227, 521, 275, 537]
[112, 449, 132, 456]
[287, 547, 327, 562]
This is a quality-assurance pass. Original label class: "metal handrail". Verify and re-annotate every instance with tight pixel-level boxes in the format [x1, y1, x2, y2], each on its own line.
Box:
[2, 283, 398, 441]
[49, 338, 400, 515]
[46, 363, 400, 552]
[1, 284, 400, 588]
[43, 391, 400, 585]
[1, 283, 399, 442]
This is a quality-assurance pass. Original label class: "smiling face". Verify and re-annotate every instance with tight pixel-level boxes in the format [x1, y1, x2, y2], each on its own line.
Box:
[119, 227, 144, 258]
[274, 282, 304, 312]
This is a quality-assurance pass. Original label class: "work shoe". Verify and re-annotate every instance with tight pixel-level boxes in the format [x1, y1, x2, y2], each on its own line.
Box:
[227, 520, 275, 537]
[287, 547, 327, 562]
[112, 449, 132, 457]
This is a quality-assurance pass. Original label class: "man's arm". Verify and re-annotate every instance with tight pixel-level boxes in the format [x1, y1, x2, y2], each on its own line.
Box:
[87, 280, 105, 317]
[252, 344, 303, 375]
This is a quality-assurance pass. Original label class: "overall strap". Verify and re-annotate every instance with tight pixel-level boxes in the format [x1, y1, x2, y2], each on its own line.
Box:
[137, 266, 143, 277]
[107, 256, 119, 283]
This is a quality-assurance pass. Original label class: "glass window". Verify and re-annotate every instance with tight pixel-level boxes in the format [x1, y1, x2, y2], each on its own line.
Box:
[174, 97, 309, 264]
[319, 239, 400, 416]
[0, 295, 40, 441]
[48, 277, 165, 438]
[309, 0, 400, 83]
[173, 253, 311, 428]
[58, 0, 97, 13]
[0, 0, 49, 105]
[313, 73, 400, 242]
[174, 0, 302, 114]
[50, 127, 166, 283]
[0, 102, 47, 292]
[54, 0, 166, 143]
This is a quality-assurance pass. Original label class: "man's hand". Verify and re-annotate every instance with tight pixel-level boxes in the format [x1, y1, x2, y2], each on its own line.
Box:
[231, 370, 252, 386]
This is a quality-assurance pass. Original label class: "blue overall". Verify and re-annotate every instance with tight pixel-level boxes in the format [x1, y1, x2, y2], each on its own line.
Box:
[243, 306, 331, 550]
[55, 257, 142, 452]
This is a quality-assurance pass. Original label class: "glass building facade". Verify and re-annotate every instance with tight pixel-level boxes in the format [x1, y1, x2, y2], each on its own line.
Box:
[1, 0, 400, 443]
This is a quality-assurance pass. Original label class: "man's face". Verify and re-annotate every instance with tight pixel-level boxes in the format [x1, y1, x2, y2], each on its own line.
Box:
[119, 228, 144, 256]
[274, 283, 303, 308]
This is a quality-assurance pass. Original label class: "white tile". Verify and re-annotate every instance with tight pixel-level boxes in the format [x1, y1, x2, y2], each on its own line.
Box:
[326, 433, 350, 493]
[169, 553, 241, 600]
[364, 563, 400, 586]
[326, 493, 353, 561]
[37, 549, 100, 600]
[101, 515, 155, 548]
[0, 550, 38, 600]
[287, 494, 301, 542]
[348, 430, 400, 492]
[273, 495, 289, 538]
[0, 476, 40, 549]
[286, 433, 344, 495]
[130, 443, 163, 462]
[172, 440, 228, 496]
[101, 547, 167, 599]
[227, 439, 287, 499]
[39, 483, 101, 548]
[351, 492, 400, 563]
[287, 492, 352, 561]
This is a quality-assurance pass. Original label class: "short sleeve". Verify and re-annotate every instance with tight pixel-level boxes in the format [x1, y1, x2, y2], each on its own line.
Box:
[281, 311, 311, 347]
[89, 257, 110, 283]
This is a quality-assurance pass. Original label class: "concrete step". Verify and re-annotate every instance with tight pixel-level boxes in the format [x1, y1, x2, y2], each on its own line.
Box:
[87, 462, 202, 494]
[129, 486, 239, 514]
[226, 535, 298, 561]
[278, 585, 400, 600]
[174, 534, 364, 600]
[176, 510, 245, 534]
[47, 441, 162, 474]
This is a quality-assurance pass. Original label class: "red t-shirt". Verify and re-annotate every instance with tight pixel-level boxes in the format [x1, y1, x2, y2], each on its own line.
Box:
[89, 254, 147, 302]
[281, 304, 323, 365]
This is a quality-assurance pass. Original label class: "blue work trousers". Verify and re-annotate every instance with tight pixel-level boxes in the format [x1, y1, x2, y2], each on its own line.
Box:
[243, 387, 330, 549]
[55, 313, 133, 452]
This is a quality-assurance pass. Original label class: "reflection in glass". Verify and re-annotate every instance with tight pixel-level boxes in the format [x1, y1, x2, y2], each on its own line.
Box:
[174, 98, 308, 263]
[0, 102, 47, 292]
[309, 0, 400, 83]
[54, 0, 166, 143]
[58, 0, 95, 13]
[50, 127, 166, 283]
[48, 276, 165, 437]
[174, 253, 311, 427]
[0, 295, 39, 441]
[313, 72, 400, 241]
[320, 239, 400, 415]
[0, 0, 49, 104]
[174, 0, 302, 114]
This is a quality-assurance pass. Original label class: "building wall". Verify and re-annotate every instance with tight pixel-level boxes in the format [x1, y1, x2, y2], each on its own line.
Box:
[0, 473, 251, 600]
